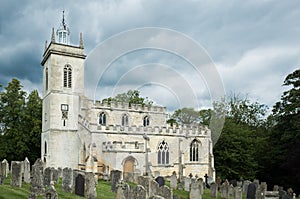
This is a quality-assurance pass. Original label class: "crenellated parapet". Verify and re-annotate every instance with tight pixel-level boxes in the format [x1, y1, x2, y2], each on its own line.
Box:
[92, 100, 167, 113]
[102, 141, 144, 153]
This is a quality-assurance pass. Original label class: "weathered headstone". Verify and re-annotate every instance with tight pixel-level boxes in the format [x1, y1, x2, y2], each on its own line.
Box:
[137, 175, 151, 196]
[243, 180, 251, 194]
[220, 180, 230, 199]
[1, 159, 9, 178]
[233, 187, 243, 199]
[131, 185, 147, 199]
[260, 182, 267, 199]
[273, 185, 279, 191]
[190, 181, 202, 199]
[184, 177, 191, 192]
[44, 167, 51, 187]
[29, 159, 44, 198]
[51, 168, 59, 184]
[85, 172, 97, 199]
[198, 178, 204, 194]
[115, 181, 130, 199]
[23, 157, 31, 183]
[62, 167, 73, 192]
[155, 176, 165, 187]
[111, 170, 122, 192]
[75, 173, 85, 197]
[44, 182, 58, 199]
[124, 172, 134, 183]
[57, 167, 62, 178]
[170, 172, 177, 189]
[247, 182, 257, 199]
[210, 182, 218, 198]
[158, 185, 173, 199]
[265, 191, 279, 199]
[11, 161, 22, 187]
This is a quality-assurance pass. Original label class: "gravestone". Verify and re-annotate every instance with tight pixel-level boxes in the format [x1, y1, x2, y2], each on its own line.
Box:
[170, 172, 177, 189]
[75, 173, 85, 197]
[85, 172, 97, 199]
[62, 167, 73, 192]
[111, 170, 122, 192]
[265, 191, 279, 199]
[220, 181, 230, 199]
[260, 182, 267, 199]
[155, 176, 165, 187]
[138, 175, 151, 196]
[150, 180, 160, 197]
[184, 177, 191, 192]
[44, 182, 58, 199]
[44, 167, 51, 186]
[247, 182, 257, 199]
[158, 185, 173, 199]
[210, 182, 218, 198]
[124, 172, 134, 182]
[52, 168, 59, 184]
[273, 185, 279, 191]
[11, 161, 22, 187]
[131, 185, 147, 199]
[198, 178, 204, 194]
[57, 167, 62, 178]
[190, 181, 202, 199]
[23, 157, 31, 183]
[116, 181, 130, 199]
[233, 187, 243, 199]
[1, 159, 9, 178]
[243, 180, 251, 194]
[29, 159, 44, 197]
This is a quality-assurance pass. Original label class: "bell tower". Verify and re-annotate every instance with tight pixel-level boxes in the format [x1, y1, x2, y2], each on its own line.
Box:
[41, 12, 86, 168]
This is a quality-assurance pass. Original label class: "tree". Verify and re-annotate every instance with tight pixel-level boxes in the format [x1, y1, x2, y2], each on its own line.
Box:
[0, 79, 42, 163]
[102, 90, 153, 106]
[265, 69, 300, 192]
[170, 107, 200, 125]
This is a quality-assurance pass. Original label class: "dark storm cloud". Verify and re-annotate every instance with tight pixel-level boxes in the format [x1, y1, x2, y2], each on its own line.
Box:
[0, 0, 299, 109]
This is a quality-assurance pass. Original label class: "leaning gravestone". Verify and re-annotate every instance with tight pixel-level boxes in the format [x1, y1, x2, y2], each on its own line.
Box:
[131, 185, 147, 199]
[190, 181, 202, 199]
[111, 170, 122, 192]
[210, 182, 218, 198]
[62, 167, 73, 192]
[155, 176, 165, 187]
[247, 182, 257, 199]
[11, 161, 22, 187]
[75, 173, 85, 197]
[85, 172, 97, 199]
[170, 172, 177, 189]
[23, 157, 31, 183]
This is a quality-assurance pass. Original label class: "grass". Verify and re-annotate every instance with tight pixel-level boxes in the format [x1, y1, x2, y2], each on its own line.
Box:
[0, 175, 245, 199]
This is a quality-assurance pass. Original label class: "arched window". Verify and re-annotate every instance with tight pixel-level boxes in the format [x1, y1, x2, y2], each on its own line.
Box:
[190, 139, 199, 161]
[99, 112, 106, 125]
[157, 141, 169, 165]
[44, 141, 47, 155]
[63, 65, 72, 88]
[45, 68, 49, 90]
[143, 116, 150, 127]
[122, 114, 129, 126]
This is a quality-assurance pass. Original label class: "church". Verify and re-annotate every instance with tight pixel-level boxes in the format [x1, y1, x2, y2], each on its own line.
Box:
[41, 15, 215, 180]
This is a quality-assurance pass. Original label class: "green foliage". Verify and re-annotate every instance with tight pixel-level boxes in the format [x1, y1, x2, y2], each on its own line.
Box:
[102, 90, 153, 106]
[0, 79, 42, 163]
[171, 107, 200, 125]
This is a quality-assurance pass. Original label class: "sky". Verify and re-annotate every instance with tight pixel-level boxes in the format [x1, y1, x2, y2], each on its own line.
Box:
[0, 0, 299, 112]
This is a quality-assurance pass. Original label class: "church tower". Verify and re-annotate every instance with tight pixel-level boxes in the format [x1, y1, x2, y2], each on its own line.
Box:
[41, 12, 86, 168]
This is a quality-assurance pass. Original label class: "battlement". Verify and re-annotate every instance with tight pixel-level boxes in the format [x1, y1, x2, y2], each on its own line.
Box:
[102, 141, 144, 153]
[90, 99, 167, 113]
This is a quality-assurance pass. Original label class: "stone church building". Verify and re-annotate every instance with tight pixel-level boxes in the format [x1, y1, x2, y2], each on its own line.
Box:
[41, 16, 215, 180]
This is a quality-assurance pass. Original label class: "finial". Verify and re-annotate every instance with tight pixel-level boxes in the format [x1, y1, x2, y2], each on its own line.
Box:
[79, 32, 84, 49]
[51, 27, 55, 43]
[62, 10, 66, 30]
[44, 40, 48, 53]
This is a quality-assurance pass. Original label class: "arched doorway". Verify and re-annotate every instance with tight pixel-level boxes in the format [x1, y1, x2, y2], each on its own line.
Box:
[122, 156, 137, 180]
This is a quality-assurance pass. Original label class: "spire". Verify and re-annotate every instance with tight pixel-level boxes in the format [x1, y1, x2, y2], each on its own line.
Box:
[56, 10, 70, 44]
[79, 32, 84, 49]
[51, 28, 55, 43]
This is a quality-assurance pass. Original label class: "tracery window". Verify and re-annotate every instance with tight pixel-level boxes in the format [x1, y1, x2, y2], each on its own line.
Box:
[190, 139, 199, 161]
[122, 114, 129, 126]
[63, 65, 72, 88]
[157, 140, 169, 165]
[99, 112, 106, 125]
[143, 116, 150, 127]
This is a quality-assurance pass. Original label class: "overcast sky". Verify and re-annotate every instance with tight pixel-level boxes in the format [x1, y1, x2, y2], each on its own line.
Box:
[0, 0, 299, 112]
